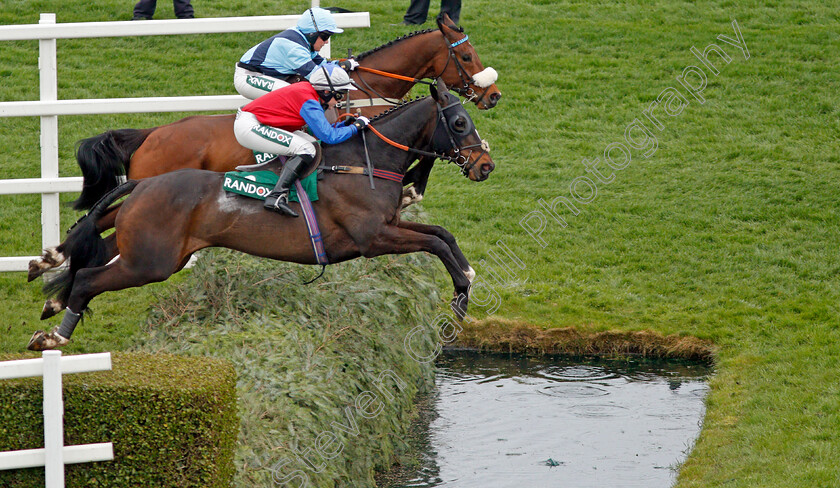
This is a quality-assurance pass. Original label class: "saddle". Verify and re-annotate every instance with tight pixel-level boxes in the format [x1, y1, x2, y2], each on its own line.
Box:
[235, 144, 323, 179]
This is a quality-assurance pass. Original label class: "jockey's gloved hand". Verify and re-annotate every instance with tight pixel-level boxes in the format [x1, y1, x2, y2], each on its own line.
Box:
[339, 59, 360, 71]
[353, 116, 370, 131]
[342, 115, 357, 126]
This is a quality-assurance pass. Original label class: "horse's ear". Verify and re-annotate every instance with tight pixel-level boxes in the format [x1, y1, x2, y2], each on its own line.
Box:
[436, 12, 463, 33]
[431, 78, 449, 101]
[436, 77, 449, 94]
[436, 12, 448, 30]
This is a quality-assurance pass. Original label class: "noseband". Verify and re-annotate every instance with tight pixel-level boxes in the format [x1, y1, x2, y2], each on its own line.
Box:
[363, 97, 489, 177]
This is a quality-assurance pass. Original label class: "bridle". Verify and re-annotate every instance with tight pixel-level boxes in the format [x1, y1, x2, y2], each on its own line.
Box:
[361, 94, 490, 177]
[341, 30, 496, 110]
[433, 33, 495, 109]
[431, 97, 490, 176]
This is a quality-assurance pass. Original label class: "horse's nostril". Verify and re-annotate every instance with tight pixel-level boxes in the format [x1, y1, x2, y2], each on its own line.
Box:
[490, 92, 501, 102]
[481, 163, 494, 174]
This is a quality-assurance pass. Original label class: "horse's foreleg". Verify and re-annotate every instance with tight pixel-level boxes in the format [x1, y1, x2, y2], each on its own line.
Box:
[396, 220, 474, 285]
[400, 157, 434, 208]
[364, 225, 471, 319]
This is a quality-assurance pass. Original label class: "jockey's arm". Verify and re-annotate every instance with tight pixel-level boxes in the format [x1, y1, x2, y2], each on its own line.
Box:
[265, 38, 325, 79]
[299, 100, 358, 144]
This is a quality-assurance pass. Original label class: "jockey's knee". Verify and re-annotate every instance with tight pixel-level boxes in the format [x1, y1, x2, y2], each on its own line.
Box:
[295, 141, 317, 157]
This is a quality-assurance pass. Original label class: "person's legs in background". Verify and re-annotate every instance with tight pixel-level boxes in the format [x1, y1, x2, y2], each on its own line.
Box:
[174, 0, 194, 19]
[440, 0, 461, 24]
[403, 0, 431, 25]
[132, 0, 157, 20]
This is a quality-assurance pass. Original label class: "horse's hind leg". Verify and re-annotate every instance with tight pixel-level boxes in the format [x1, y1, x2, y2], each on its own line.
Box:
[29, 258, 176, 351]
[28, 244, 67, 282]
[39, 233, 121, 319]
[28, 207, 121, 282]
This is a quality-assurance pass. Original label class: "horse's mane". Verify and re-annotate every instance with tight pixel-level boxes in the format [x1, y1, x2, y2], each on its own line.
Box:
[368, 96, 429, 123]
[356, 29, 437, 61]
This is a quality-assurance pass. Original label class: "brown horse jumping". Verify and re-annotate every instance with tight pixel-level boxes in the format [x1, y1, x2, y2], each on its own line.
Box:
[28, 81, 494, 351]
[26, 14, 500, 281]
[71, 13, 499, 211]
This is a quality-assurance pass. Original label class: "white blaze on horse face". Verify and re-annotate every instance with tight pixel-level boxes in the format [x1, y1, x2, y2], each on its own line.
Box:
[472, 67, 498, 88]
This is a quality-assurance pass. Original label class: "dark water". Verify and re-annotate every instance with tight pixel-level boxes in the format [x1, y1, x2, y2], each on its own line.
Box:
[384, 351, 711, 488]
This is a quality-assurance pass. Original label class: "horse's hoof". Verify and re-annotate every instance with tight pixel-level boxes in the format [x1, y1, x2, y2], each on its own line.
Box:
[451, 293, 468, 321]
[27, 259, 47, 282]
[27, 329, 68, 351]
[40, 300, 64, 320]
[27, 330, 47, 350]
[27, 249, 65, 282]
[400, 187, 424, 209]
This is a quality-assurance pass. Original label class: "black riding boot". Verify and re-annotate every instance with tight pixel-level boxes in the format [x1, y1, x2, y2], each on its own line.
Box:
[264, 154, 313, 217]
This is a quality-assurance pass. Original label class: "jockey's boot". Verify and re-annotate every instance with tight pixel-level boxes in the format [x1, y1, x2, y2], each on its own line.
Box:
[264, 154, 314, 217]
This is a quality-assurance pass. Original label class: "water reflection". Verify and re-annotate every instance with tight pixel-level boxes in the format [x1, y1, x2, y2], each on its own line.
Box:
[384, 350, 711, 488]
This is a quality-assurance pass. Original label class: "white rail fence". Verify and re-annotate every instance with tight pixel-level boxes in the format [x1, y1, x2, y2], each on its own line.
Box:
[0, 9, 370, 272]
[0, 351, 113, 488]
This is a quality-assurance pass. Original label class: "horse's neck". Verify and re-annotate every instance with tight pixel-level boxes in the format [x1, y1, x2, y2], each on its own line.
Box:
[355, 32, 445, 98]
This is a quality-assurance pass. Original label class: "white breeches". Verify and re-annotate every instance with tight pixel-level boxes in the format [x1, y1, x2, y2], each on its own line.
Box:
[234, 64, 292, 100]
[233, 110, 317, 157]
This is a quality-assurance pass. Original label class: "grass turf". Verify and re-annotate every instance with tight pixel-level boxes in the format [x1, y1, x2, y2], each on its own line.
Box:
[1, 0, 838, 486]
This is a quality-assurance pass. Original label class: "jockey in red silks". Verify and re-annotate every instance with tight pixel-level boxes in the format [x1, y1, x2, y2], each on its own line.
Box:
[233, 64, 369, 217]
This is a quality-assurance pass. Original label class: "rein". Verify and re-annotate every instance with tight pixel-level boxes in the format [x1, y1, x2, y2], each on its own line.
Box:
[335, 99, 488, 177]
[339, 29, 488, 109]
[352, 65, 434, 85]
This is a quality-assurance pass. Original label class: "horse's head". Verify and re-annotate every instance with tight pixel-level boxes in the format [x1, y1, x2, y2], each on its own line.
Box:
[430, 79, 495, 181]
[435, 13, 502, 110]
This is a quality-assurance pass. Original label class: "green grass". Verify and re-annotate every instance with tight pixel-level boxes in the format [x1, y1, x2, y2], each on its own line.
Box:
[1, 1, 839, 486]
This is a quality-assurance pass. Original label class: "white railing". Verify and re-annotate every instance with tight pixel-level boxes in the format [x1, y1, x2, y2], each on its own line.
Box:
[0, 9, 370, 272]
[0, 351, 113, 488]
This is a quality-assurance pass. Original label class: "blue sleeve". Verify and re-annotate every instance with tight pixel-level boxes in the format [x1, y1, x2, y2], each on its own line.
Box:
[264, 39, 320, 77]
[301, 58, 336, 80]
[300, 100, 357, 144]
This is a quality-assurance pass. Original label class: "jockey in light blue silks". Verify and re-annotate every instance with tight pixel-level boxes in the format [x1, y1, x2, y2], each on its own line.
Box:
[234, 7, 359, 100]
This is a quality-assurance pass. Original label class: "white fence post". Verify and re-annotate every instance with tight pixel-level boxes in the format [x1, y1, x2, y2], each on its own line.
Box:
[39, 13, 60, 252]
[0, 351, 114, 487]
[42, 351, 64, 488]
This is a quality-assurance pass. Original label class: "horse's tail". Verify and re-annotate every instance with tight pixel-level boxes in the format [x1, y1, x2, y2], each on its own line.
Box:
[45, 180, 141, 305]
[72, 128, 154, 210]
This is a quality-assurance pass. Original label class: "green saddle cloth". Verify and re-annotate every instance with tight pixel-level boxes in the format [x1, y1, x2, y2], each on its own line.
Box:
[222, 170, 318, 203]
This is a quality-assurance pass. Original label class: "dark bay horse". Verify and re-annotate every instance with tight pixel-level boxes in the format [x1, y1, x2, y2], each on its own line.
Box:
[71, 13, 500, 211]
[26, 14, 500, 281]
[27, 81, 494, 351]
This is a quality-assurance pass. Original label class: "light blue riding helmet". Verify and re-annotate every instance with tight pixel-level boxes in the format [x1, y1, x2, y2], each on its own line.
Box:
[297, 7, 344, 35]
